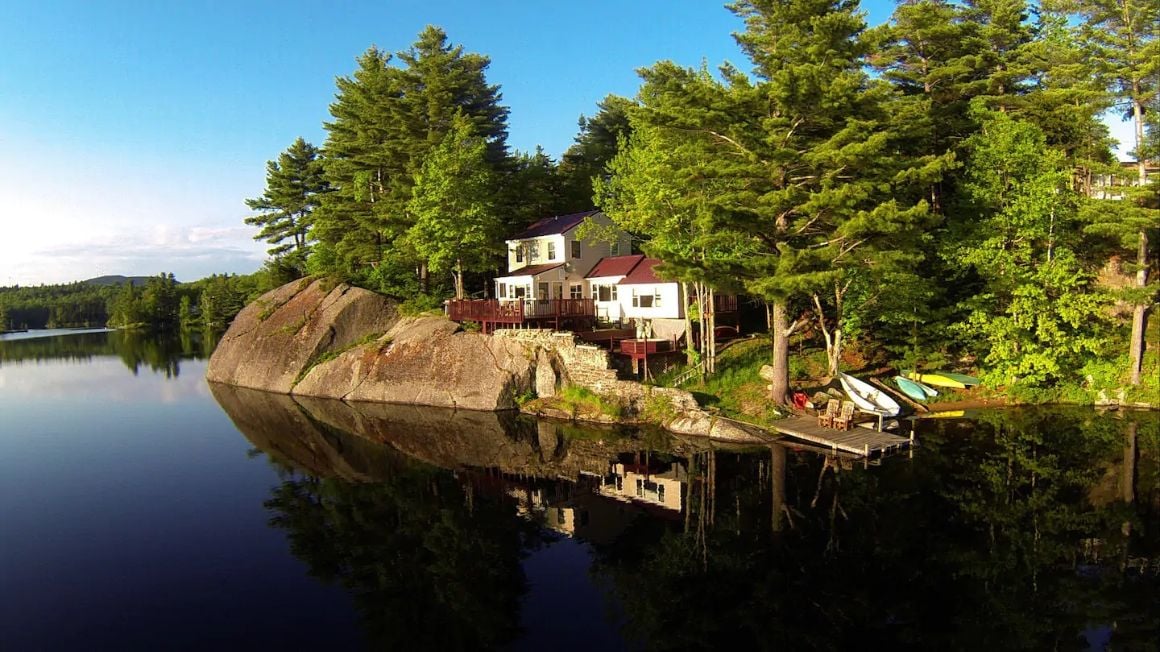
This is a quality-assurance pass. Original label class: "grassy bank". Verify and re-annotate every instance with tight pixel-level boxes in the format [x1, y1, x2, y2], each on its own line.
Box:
[657, 329, 1159, 422]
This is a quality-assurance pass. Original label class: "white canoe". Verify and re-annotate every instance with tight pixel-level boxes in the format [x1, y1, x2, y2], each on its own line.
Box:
[839, 373, 902, 417]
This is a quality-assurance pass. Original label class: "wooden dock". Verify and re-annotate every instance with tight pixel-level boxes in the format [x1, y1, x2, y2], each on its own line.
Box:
[772, 415, 913, 456]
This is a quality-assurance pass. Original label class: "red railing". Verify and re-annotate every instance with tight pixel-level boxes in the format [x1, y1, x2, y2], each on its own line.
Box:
[523, 298, 595, 319]
[447, 299, 524, 324]
[446, 298, 596, 323]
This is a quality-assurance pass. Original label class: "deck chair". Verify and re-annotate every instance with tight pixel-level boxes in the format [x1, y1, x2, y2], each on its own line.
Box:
[817, 399, 840, 428]
[831, 401, 856, 431]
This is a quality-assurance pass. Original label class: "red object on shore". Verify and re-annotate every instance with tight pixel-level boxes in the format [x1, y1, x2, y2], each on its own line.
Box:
[792, 392, 809, 409]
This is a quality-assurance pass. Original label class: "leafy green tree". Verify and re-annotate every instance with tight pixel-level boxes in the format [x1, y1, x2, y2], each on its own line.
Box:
[405, 114, 500, 299]
[244, 137, 328, 271]
[1069, 0, 1160, 385]
[953, 110, 1109, 386]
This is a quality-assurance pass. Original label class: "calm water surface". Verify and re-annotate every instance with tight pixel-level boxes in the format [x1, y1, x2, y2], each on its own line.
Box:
[1, 330, 1157, 650]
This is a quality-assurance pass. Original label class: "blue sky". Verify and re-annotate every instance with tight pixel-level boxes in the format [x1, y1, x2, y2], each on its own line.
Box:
[0, 0, 1135, 285]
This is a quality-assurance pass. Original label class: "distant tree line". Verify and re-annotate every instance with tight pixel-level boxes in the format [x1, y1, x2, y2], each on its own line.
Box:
[0, 263, 296, 332]
[243, 4, 1157, 398]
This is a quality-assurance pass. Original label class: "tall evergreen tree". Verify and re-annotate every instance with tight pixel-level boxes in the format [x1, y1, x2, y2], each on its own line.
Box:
[244, 137, 328, 270]
[559, 94, 635, 211]
[498, 147, 567, 234]
[312, 27, 509, 291]
[406, 114, 501, 299]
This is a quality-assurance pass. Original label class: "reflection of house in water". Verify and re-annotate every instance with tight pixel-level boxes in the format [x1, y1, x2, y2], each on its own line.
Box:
[496, 454, 688, 545]
[598, 461, 685, 513]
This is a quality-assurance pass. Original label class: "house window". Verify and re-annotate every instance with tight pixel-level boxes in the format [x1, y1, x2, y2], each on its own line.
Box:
[657, 484, 665, 502]
[612, 285, 618, 301]
[547, 242, 556, 261]
[514, 286, 526, 299]
[636, 478, 644, 497]
[597, 285, 613, 302]
[610, 241, 620, 256]
[570, 284, 583, 299]
[527, 242, 539, 262]
[515, 247, 523, 263]
[591, 285, 598, 300]
[571, 240, 581, 258]
[633, 289, 661, 308]
[538, 282, 549, 300]
[498, 282, 506, 298]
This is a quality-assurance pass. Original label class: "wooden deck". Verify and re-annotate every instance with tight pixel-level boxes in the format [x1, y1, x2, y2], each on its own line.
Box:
[446, 298, 596, 333]
[772, 415, 913, 456]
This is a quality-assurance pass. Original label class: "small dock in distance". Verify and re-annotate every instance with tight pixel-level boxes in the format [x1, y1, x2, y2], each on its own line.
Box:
[771, 415, 913, 457]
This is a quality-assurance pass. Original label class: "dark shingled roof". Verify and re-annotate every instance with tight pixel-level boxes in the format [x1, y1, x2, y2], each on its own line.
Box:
[618, 257, 669, 285]
[511, 210, 600, 239]
[586, 254, 646, 279]
[499, 263, 564, 278]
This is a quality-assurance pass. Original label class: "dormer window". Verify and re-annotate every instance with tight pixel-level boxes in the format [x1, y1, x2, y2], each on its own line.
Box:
[547, 242, 557, 261]
[527, 242, 539, 262]
[515, 246, 523, 263]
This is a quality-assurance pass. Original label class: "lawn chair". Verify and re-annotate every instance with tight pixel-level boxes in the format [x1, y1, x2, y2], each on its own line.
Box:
[832, 401, 856, 431]
[817, 399, 840, 428]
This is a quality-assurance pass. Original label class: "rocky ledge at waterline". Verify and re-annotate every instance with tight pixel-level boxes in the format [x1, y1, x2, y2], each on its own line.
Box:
[206, 278, 764, 443]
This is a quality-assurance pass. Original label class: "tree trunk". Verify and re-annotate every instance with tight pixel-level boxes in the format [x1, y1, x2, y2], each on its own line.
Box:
[420, 261, 430, 295]
[707, 287, 717, 375]
[454, 258, 465, 300]
[682, 282, 695, 365]
[769, 300, 791, 405]
[771, 444, 786, 534]
[1128, 93, 1150, 386]
[812, 293, 842, 376]
[1123, 420, 1138, 504]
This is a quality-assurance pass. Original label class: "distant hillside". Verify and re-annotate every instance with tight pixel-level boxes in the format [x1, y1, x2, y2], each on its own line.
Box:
[82, 275, 157, 287]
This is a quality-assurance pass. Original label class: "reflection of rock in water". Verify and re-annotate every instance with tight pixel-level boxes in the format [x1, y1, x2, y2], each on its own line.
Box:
[209, 382, 410, 481]
[210, 381, 648, 481]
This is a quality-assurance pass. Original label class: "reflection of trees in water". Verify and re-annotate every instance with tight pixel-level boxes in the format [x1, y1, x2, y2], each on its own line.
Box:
[263, 467, 531, 650]
[222, 383, 1159, 650]
[0, 329, 216, 376]
[593, 410, 1160, 651]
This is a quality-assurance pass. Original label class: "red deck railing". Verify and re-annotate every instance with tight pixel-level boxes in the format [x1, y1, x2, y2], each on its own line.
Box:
[447, 298, 596, 326]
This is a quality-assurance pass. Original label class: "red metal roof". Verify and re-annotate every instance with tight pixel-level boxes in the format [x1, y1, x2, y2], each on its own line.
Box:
[499, 262, 564, 278]
[585, 254, 645, 279]
[511, 210, 599, 239]
[618, 257, 670, 285]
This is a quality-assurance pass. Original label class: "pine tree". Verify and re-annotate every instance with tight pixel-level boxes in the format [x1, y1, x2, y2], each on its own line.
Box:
[405, 114, 501, 299]
[559, 95, 635, 211]
[244, 137, 328, 270]
[498, 147, 566, 234]
[312, 28, 509, 291]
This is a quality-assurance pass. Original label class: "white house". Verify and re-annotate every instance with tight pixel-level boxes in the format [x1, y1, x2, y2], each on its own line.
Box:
[494, 210, 632, 303]
[584, 254, 644, 322]
[616, 256, 684, 322]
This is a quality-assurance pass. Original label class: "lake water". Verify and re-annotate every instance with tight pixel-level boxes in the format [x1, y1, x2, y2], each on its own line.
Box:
[1, 330, 1157, 650]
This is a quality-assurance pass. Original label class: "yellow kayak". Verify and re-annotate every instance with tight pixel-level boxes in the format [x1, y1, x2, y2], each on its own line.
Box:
[923, 410, 966, 419]
[903, 370, 967, 389]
